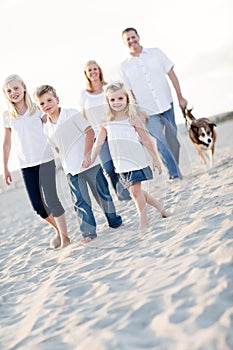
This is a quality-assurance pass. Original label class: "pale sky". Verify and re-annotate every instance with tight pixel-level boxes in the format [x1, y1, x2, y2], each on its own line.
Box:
[0, 0, 233, 173]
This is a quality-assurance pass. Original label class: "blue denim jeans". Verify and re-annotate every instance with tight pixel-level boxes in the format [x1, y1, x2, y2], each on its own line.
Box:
[145, 104, 182, 179]
[99, 140, 131, 200]
[67, 165, 122, 239]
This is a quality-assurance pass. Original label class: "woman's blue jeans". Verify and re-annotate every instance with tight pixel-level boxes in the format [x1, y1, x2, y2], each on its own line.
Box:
[99, 140, 131, 200]
[67, 165, 122, 238]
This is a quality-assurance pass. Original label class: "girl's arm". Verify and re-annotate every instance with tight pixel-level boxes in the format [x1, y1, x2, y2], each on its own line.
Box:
[3, 128, 12, 185]
[82, 126, 107, 168]
[91, 126, 107, 163]
[134, 120, 162, 174]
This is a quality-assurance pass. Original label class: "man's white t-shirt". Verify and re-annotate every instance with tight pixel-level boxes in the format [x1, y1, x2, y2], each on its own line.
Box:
[44, 108, 100, 176]
[2, 108, 54, 168]
[120, 47, 174, 115]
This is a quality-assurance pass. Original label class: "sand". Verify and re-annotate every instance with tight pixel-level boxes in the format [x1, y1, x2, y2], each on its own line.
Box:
[0, 119, 233, 350]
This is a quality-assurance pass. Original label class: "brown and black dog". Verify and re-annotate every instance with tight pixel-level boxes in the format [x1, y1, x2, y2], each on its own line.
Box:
[182, 108, 217, 170]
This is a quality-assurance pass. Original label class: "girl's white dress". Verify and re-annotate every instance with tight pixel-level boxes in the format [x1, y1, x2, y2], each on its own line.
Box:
[104, 119, 151, 173]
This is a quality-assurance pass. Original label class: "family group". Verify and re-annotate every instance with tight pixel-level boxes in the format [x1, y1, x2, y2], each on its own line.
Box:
[1, 28, 187, 247]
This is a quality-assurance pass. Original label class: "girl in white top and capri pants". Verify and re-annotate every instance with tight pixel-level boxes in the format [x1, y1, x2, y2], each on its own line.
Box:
[2, 75, 70, 249]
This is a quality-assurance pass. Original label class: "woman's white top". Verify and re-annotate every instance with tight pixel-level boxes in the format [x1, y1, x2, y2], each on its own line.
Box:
[79, 90, 105, 136]
[104, 119, 150, 173]
[2, 108, 54, 168]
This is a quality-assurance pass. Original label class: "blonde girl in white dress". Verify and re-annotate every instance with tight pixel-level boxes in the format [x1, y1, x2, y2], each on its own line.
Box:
[83, 81, 168, 230]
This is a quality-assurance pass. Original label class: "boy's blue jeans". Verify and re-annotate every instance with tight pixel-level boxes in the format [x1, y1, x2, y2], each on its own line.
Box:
[145, 103, 182, 179]
[67, 165, 122, 239]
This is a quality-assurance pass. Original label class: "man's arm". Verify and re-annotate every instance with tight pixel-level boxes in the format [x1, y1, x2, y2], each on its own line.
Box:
[167, 67, 187, 110]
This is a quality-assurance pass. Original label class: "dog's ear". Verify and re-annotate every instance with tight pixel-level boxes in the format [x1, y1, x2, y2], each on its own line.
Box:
[190, 123, 198, 134]
[209, 123, 217, 130]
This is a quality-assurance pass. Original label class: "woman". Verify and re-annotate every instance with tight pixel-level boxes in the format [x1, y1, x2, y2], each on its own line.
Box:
[79, 60, 131, 201]
[2, 74, 70, 248]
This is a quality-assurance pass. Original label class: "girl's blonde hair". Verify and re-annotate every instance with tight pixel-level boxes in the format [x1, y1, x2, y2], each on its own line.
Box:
[2, 74, 36, 119]
[104, 81, 138, 122]
[84, 60, 107, 93]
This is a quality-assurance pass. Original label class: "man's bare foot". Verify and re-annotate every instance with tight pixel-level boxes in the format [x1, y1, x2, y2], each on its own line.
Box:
[61, 234, 71, 248]
[50, 235, 61, 249]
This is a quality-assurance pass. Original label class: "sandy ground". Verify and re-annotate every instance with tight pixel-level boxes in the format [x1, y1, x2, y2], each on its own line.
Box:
[0, 119, 233, 350]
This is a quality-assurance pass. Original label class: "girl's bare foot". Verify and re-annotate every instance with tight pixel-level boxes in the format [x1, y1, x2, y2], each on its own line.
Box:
[138, 222, 148, 230]
[61, 234, 71, 248]
[50, 235, 61, 249]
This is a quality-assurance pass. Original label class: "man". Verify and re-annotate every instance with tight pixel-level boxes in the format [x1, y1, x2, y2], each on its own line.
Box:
[120, 27, 188, 180]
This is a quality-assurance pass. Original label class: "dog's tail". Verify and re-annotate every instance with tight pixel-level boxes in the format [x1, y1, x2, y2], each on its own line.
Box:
[181, 108, 196, 128]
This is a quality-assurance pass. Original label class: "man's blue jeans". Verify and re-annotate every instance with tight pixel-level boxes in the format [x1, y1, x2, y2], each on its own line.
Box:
[67, 165, 122, 238]
[145, 104, 182, 179]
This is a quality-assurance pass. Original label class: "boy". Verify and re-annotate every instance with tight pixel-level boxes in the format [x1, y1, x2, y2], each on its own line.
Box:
[34, 85, 122, 243]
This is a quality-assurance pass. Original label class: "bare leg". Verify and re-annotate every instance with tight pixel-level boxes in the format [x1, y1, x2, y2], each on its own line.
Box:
[130, 183, 169, 230]
[45, 214, 70, 248]
[130, 183, 148, 229]
[142, 190, 169, 218]
[54, 213, 70, 248]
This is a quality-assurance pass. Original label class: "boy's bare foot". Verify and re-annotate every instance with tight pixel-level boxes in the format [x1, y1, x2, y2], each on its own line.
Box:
[81, 237, 94, 243]
[161, 210, 169, 218]
[50, 235, 61, 249]
[61, 234, 71, 248]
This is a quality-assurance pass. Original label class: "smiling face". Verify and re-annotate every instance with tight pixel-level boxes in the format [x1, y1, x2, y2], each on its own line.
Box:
[4, 79, 25, 104]
[36, 92, 59, 117]
[85, 63, 101, 82]
[107, 89, 128, 114]
[122, 29, 141, 54]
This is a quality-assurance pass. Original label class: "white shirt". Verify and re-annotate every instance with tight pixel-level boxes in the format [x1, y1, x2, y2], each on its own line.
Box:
[105, 119, 150, 173]
[2, 108, 54, 168]
[79, 89, 105, 136]
[120, 47, 174, 115]
[44, 108, 99, 176]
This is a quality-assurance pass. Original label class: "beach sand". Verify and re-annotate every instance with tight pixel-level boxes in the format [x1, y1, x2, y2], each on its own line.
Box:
[0, 119, 233, 350]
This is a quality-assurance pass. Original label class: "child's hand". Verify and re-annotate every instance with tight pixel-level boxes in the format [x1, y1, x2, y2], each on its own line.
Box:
[152, 159, 162, 174]
[82, 154, 92, 168]
[41, 114, 47, 123]
[3, 169, 12, 185]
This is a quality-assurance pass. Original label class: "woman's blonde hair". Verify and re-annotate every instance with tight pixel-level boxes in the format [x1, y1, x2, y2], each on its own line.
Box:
[2, 74, 36, 119]
[104, 81, 138, 122]
[84, 60, 107, 93]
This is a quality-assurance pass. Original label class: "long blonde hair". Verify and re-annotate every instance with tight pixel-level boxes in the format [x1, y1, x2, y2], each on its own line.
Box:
[104, 81, 138, 122]
[2, 74, 36, 119]
[84, 60, 107, 93]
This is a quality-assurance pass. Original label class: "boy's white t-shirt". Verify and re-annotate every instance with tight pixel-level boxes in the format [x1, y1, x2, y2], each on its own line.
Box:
[44, 108, 100, 176]
[2, 108, 54, 168]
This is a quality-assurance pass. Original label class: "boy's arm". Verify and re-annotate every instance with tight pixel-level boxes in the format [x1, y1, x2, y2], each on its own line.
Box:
[134, 120, 162, 174]
[81, 126, 95, 168]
